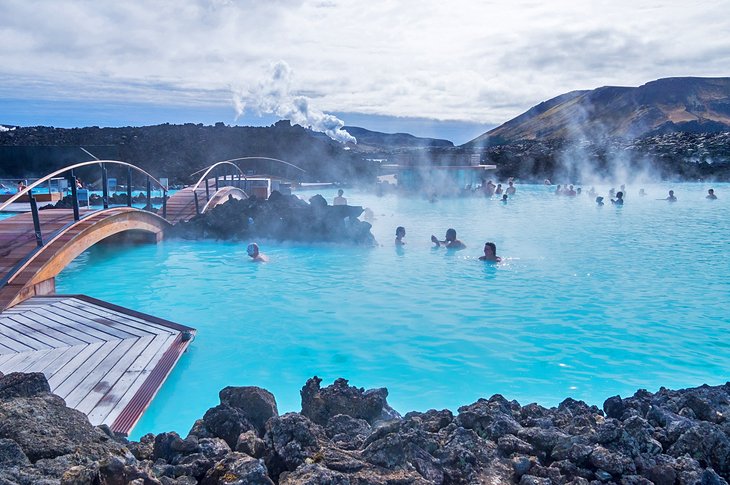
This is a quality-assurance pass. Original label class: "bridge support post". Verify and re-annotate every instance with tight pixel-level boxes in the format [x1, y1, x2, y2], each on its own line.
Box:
[102, 163, 109, 209]
[162, 190, 167, 219]
[146, 177, 152, 210]
[127, 167, 133, 207]
[194, 191, 201, 215]
[29, 195, 43, 247]
[70, 174, 80, 221]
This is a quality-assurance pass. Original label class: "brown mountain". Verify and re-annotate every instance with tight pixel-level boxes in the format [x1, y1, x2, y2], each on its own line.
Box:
[465, 77, 730, 146]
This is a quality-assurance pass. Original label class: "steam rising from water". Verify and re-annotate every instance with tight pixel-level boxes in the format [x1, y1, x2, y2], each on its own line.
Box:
[0, 125, 15, 132]
[232, 61, 356, 144]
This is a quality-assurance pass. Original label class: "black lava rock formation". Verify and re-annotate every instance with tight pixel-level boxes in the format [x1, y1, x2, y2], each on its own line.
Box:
[1, 371, 729, 484]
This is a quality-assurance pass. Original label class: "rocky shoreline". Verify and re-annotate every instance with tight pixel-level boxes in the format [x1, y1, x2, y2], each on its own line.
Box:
[1, 372, 728, 484]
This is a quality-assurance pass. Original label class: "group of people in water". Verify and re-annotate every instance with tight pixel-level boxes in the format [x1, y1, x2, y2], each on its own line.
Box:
[396, 227, 501, 262]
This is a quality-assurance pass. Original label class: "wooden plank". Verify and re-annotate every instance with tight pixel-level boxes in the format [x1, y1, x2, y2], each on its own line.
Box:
[0, 349, 51, 374]
[0, 319, 51, 351]
[0, 352, 19, 366]
[63, 298, 178, 336]
[35, 342, 91, 375]
[44, 341, 105, 380]
[17, 308, 104, 344]
[49, 339, 123, 390]
[52, 301, 151, 338]
[3, 314, 83, 347]
[15, 346, 76, 374]
[32, 305, 134, 340]
[0, 338, 18, 354]
[75, 334, 157, 415]
[86, 332, 174, 424]
[60, 338, 139, 408]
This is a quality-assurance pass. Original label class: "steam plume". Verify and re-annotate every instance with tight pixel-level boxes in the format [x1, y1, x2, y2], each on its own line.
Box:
[232, 61, 356, 144]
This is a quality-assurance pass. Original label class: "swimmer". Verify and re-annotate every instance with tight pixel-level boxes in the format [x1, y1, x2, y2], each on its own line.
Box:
[567, 185, 576, 196]
[596, 196, 604, 206]
[505, 181, 516, 195]
[431, 228, 466, 250]
[662, 190, 677, 202]
[555, 184, 562, 195]
[479, 242, 501, 262]
[333, 189, 347, 206]
[501, 194, 508, 203]
[611, 191, 624, 205]
[495, 183, 503, 195]
[395, 226, 406, 246]
[706, 189, 717, 200]
[246, 243, 268, 262]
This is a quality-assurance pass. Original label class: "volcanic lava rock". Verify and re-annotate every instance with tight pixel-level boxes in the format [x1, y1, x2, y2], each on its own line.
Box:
[300, 376, 398, 426]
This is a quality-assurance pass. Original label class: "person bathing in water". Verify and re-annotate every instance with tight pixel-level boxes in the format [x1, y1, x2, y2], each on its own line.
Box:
[479, 242, 501, 262]
[246, 243, 268, 262]
[431, 228, 466, 250]
[611, 191, 624, 205]
[395, 226, 406, 246]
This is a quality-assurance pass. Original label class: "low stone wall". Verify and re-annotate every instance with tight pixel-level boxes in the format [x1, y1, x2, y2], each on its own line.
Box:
[0, 371, 728, 484]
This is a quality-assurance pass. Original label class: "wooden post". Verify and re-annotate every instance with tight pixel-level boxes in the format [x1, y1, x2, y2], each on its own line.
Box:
[146, 177, 152, 210]
[194, 191, 200, 215]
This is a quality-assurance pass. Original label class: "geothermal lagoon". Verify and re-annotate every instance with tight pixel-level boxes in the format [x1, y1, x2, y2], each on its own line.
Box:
[55, 184, 730, 439]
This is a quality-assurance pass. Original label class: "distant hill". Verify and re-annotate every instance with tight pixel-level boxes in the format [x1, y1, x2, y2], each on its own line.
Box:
[0, 121, 375, 183]
[342, 126, 453, 150]
[466, 77, 730, 146]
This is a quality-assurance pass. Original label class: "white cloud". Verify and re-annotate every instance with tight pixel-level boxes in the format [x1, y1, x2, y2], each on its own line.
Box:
[0, 0, 729, 126]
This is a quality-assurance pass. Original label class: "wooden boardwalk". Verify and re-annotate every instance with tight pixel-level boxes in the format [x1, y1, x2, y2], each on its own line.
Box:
[0, 295, 195, 434]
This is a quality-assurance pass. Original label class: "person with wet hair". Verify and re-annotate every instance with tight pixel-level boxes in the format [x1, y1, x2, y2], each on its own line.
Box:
[495, 183, 503, 195]
[431, 228, 466, 250]
[596, 196, 604, 206]
[246, 242, 268, 262]
[706, 189, 717, 200]
[479, 242, 501, 262]
[501, 194, 508, 203]
[664, 190, 677, 202]
[395, 226, 406, 246]
[611, 191, 624, 205]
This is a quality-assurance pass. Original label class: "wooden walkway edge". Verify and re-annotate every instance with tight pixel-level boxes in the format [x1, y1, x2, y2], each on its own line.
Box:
[0, 295, 195, 435]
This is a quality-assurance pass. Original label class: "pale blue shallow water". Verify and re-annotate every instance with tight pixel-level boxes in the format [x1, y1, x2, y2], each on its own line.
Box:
[54, 183, 730, 439]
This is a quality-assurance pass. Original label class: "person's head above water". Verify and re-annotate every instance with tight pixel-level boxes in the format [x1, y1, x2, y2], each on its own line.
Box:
[596, 196, 604, 205]
[246, 243, 260, 258]
[445, 228, 457, 242]
[480, 242, 501, 262]
[396, 226, 406, 238]
[616, 191, 623, 199]
[337, 189, 344, 196]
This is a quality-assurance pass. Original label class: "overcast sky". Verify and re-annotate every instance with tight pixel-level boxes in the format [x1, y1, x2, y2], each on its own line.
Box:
[1, 0, 729, 142]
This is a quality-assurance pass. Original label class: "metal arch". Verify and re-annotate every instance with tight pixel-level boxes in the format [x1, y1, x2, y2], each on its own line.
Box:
[190, 156, 307, 178]
[189, 161, 247, 192]
[0, 159, 167, 212]
[200, 186, 248, 214]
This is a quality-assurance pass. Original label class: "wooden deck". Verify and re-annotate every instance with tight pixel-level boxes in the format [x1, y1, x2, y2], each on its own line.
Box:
[166, 178, 247, 224]
[0, 294, 195, 434]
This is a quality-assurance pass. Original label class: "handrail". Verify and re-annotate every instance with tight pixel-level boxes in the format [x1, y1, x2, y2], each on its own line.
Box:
[190, 156, 307, 178]
[0, 159, 167, 212]
[189, 161, 247, 192]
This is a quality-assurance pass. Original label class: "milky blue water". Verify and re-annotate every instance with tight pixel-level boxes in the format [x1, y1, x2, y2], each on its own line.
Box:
[54, 183, 730, 439]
